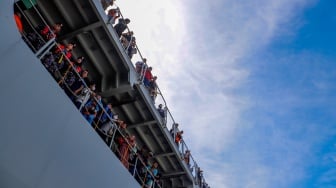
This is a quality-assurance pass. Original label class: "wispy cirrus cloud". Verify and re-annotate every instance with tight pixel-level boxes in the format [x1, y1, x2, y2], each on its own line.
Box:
[169, 0, 316, 150]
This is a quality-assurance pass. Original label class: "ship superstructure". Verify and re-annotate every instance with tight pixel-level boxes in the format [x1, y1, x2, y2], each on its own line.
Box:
[0, 0, 209, 187]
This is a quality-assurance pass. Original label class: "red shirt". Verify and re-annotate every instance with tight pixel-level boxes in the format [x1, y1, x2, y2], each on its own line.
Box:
[145, 69, 153, 80]
[55, 44, 73, 59]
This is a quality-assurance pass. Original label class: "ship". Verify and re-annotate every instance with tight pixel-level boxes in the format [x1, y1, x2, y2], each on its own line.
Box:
[0, 0, 209, 187]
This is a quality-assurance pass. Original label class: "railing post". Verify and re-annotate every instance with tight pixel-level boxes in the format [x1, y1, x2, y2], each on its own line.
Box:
[78, 91, 90, 111]
[36, 38, 56, 59]
[132, 157, 138, 177]
[109, 123, 117, 149]
[182, 142, 185, 156]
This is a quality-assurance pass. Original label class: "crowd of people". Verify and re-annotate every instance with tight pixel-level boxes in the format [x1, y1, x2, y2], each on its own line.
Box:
[14, 0, 209, 187]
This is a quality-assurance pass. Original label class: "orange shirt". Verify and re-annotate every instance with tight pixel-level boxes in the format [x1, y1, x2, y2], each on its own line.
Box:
[175, 134, 182, 143]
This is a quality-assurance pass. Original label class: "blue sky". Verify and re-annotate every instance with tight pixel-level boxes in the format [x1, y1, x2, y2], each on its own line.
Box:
[116, 0, 336, 187]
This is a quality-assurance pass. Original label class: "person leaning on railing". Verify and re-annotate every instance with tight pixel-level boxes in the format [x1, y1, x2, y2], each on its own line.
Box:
[72, 56, 85, 73]
[40, 23, 63, 41]
[82, 94, 104, 126]
[120, 31, 134, 48]
[99, 103, 114, 129]
[127, 38, 137, 59]
[53, 43, 76, 76]
[82, 102, 97, 125]
[114, 18, 130, 38]
[184, 150, 192, 171]
[131, 146, 152, 184]
[169, 123, 179, 138]
[70, 70, 90, 96]
[149, 76, 159, 101]
[143, 67, 153, 88]
[107, 7, 120, 24]
[117, 134, 137, 170]
[74, 82, 96, 109]
[157, 104, 165, 118]
[101, 0, 116, 10]
[175, 130, 183, 148]
[144, 161, 159, 188]
[135, 58, 147, 74]
[153, 172, 162, 188]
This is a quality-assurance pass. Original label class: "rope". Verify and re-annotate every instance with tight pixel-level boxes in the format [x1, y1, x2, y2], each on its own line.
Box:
[142, 170, 148, 188]
[94, 110, 104, 130]
[57, 64, 72, 85]
[57, 53, 64, 64]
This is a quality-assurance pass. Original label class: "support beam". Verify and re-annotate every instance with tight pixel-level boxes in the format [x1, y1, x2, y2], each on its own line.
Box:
[57, 21, 103, 41]
[162, 171, 186, 178]
[100, 84, 133, 97]
[127, 120, 157, 129]
[154, 152, 175, 158]
[112, 99, 137, 107]
[148, 126, 168, 153]
[133, 100, 150, 121]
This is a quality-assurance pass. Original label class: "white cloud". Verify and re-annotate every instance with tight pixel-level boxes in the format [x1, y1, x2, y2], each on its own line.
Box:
[115, 0, 319, 187]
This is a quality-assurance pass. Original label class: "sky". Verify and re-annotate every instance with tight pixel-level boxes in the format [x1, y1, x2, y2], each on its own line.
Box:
[115, 0, 336, 187]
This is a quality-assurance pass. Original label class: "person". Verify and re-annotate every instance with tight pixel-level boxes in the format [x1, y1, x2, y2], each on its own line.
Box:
[40, 23, 63, 40]
[121, 31, 134, 48]
[197, 167, 203, 186]
[99, 103, 116, 137]
[149, 76, 158, 101]
[84, 94, 103, 114]
[145, 162, 159, 188]
[118, 134, 136, 169]
[41, 52, 57, 74]
[25, 23, 63, 52]
[127, 39, 137, 59]
[114, 18, 130, 37]
[53, 43, 76, 78]
[101, 0, 115, 10]
[107, 7, 120, 24]
[157, 104, 165, 118]
[100, 103, 114, 125]
[169, 123, 179, 138]
[54, 43, 76, 63]
[74, 82, 96, 109]
[68, 70, 91, 99]
[143, 67, 153, 87]
[132, 146, 153, 184]
[153, 172, 162, 188]
[135, 58, 146, 74]
[82, 105, 97, 125]
[175, 130, 183, 147]
[72, 56, 85, 73]
[58, 56, 85, 86]
[184, 150, 191, 169]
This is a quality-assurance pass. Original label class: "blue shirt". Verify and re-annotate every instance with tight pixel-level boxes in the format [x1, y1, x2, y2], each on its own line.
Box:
[101, 106, 113, 123]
